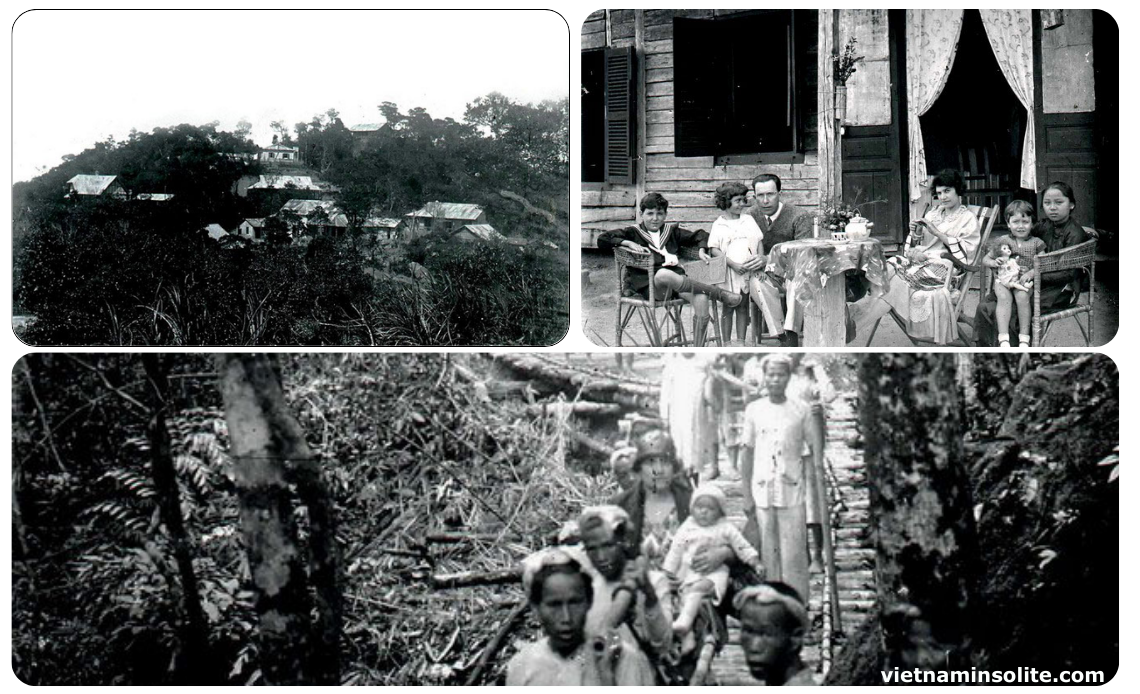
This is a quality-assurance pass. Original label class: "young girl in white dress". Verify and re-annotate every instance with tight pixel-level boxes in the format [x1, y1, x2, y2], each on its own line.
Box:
[707, 182, 766, 345]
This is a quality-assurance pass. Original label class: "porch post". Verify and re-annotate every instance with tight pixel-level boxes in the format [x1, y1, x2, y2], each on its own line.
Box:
[635, 9, 647, 203]
[818, 9, 842, 204]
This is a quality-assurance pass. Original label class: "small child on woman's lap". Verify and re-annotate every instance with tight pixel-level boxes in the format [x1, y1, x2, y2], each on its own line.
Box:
[708, 182, 766, 345]
[985, 199, 1046, 348]
[663, 484, 763, 652]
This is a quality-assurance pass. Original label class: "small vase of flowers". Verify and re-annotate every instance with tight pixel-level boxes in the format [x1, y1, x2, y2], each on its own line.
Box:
[818, 194, 882, 241]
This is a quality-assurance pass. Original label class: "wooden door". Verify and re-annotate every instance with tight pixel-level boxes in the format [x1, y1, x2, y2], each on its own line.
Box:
[841, 10, 907, 243]
[1033, 10, 1113, 231]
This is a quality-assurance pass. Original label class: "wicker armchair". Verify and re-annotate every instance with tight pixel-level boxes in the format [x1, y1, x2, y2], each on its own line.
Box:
[613, 245, 722, 346]
[1031, 238, 1096, 346]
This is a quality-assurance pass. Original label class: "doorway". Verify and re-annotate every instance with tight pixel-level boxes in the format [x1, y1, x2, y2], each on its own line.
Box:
[919, 9, 1030, 223]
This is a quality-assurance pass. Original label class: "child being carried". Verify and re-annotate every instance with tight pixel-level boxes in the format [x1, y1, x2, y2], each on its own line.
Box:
[663, 484, 763, 651]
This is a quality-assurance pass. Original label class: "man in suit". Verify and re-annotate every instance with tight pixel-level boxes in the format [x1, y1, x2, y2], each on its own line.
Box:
[747, 174, 815, 346]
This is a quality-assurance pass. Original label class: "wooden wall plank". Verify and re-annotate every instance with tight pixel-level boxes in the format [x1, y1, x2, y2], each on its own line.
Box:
[581, 188, 637, 207]
[583, 207, 639, 223]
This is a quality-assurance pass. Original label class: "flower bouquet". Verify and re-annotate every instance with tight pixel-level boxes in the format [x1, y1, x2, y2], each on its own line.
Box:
[816, 194, 882, 241]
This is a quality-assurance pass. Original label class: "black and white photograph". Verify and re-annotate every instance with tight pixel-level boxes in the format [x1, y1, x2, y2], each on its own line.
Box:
[12, 10, 570, 346]
[580, 9, 1118, 348]
[11, 353, 1118, 685]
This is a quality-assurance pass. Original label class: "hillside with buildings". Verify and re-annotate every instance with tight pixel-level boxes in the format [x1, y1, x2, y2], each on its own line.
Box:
[12, 96, 569, 346]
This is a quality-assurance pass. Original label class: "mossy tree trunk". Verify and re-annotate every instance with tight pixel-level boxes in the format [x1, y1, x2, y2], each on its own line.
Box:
[858, 354, 978, 670]
[141, 355, 214, 682]
[217, 355, 342, 685]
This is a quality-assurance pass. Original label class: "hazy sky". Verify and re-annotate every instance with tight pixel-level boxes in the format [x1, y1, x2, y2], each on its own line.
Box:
[12, 9, 569, 182]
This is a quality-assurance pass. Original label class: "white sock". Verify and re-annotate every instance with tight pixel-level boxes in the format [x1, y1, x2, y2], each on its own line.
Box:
[1018, 334, 1031, 347]
[998, 333, 1010, 346]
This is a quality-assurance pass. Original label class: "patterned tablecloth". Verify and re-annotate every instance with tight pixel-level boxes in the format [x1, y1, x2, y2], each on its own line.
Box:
[765, 238, 888, 308]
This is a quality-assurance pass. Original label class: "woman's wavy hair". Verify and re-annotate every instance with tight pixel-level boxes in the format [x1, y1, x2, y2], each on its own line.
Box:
[930, 169, 965, 197]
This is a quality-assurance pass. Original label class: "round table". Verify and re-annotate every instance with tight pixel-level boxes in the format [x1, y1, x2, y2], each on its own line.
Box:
[765, 237, 888, 346]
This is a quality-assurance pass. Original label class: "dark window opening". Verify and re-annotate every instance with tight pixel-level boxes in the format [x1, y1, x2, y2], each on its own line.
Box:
[674, 11, 810, 159]
[581, 49, 606, 183]
[580, 46, 635, 185]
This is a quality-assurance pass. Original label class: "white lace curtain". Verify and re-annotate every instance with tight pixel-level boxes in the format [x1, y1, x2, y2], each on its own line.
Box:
[905, 10, 964, 202]
[905, 9, 1037, 201]
[979, 9, 1036, 192]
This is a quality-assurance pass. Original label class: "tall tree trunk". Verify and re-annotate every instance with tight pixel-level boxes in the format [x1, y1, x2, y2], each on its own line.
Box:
[217, 355, 341, 685]
[141, 354, 214, 682]
[858, 354, 978, 670]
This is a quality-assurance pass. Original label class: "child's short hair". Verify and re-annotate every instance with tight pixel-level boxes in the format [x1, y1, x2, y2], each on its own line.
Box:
[639, 192, 670, 214]
[1042, 181, 1076, 206]
[1004, 199, 1035, 221]
[714, 182, 750, 210]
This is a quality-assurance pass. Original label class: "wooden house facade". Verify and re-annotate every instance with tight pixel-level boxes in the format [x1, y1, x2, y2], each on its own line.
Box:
[581, 9, 1116, 247]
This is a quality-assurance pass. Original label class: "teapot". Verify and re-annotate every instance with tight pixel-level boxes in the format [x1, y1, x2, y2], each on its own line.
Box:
[845, 214, 871, 240]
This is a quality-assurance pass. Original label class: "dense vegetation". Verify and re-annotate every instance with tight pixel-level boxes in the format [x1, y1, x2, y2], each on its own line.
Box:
[13, 354, 1117, 685]
[13, 354, 601, 684]
[14, 95, 569, 345]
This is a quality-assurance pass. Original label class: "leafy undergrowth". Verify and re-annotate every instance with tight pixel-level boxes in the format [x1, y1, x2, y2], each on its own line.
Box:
[969, 355, 1118, 677]
[12, 354, 613, 684]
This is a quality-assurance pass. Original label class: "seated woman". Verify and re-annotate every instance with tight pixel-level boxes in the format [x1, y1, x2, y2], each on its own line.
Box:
[507, 548, 655, 685]
[607, 431, 747, 676]
[858, 169, 981, 344]
[597, 192, 743, 346]
[974, 181, 1090, 347]
[608, 429, 692, 562]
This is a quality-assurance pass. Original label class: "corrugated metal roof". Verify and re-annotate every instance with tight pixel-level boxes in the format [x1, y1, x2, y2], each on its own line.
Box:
[362, 217, 401, 229]
[242, 218, 267, 228]
[350, 123, 382, 133]
[67, 175, 118, 196]
[281, 199, 333, 215]
[247, 175, 323, 191]
[134, 193, 173, 201]
[204, 224, 228, 240]
[458, 224, 504, 242]
[280, 199, 349, 227]
[405, 201, 484, 221]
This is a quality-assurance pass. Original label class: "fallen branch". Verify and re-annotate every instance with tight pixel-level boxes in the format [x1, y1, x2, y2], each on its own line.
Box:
[464, 600, 530, 685]
[571, 430, 615, 458]
[426, 532, 503, 544]
[526, 401, 624, 418]
[431, 567, 522, 590]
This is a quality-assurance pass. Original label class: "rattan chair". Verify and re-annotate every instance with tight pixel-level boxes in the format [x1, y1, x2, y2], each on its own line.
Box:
[1031, 238, 1096, 346]
[613, 246, 722, 347]
[867, 204, 997, 346]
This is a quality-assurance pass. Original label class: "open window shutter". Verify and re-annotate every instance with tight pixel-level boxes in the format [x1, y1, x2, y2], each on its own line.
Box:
[604, 46, 635, 184]
[674, 17, 722, 157]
